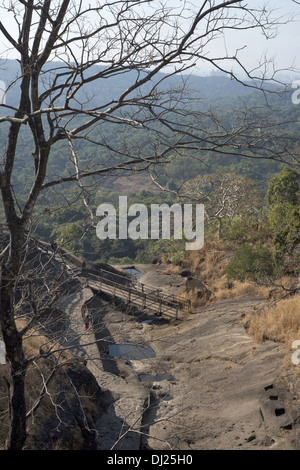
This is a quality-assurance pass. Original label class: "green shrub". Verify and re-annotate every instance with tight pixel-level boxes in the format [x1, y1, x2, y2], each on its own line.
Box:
[169, 250, 186, 265]
[225, 244, 275, 281]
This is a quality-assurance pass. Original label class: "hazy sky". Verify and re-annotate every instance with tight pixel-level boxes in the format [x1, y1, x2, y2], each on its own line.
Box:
[0, 1, 298, 79]
[192, 1, 300, 78]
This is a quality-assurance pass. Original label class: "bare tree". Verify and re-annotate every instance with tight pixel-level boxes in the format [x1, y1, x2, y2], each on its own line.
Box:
[179, 172, 260, 239]
[0, 0, 299, 449]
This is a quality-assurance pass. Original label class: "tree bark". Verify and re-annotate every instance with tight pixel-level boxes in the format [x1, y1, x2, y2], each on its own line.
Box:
[6, 358, 27, 450]
[0, 227, 28, 449]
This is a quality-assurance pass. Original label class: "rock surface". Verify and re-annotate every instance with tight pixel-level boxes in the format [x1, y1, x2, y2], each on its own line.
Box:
[141, 297, 300, 449]
[57, 263, 300, 450]
[2, 261, 298, 450]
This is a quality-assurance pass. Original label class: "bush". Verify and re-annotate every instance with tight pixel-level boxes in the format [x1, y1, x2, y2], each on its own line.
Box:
[170, 250, 186, 265]
[225, 244, 275, 281]
[222, 216, 260, 242]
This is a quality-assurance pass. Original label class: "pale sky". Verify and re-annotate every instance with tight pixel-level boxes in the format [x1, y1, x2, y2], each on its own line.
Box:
[192, 1, 300, 78]
[0, 1, 299, 80]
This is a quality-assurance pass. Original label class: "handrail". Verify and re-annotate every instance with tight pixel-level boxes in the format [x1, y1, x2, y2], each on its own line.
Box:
[87, 266, 190, 307]
[33, 239, 190, 318]
[86, 269, 190, 319]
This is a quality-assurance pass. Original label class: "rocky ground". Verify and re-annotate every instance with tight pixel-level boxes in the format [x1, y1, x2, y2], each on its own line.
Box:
[58, 263, 300, 450]
[1, 239, 298, 450]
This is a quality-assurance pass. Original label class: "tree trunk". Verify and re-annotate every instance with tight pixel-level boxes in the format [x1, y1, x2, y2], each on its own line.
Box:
[7, 360, 27, 450]
[0, 281, 28, 449]
[0, 229, 28, 450]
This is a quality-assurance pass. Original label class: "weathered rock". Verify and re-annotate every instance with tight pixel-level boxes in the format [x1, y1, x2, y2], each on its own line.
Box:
[0, 358, 105, 450]
[143, 297, 300, 450]
[178, 269, 191, 277]
[25, 360, 104, 450]
[186, 277, 211, 302]
[222, 281, 234, 290]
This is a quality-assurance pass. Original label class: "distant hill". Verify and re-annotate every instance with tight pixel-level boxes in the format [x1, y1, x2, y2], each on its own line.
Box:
[0, 59, 259, 110]
[0, 59, 297, 199]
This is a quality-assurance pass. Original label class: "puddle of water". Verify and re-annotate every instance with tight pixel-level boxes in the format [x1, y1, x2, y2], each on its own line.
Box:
[139, 373, 175, 383]
[124, 267, 143, 278]
[109, 343, 156, 360]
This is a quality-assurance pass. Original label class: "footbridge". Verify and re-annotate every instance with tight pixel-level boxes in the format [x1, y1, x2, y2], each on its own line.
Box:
[84, 266, 191, 320]
[32, 238, 190, 320]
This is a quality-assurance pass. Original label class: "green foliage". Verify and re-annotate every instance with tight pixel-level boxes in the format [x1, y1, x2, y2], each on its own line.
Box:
[266, 167, 300, 207]
[169, 249, 186, 266]
[225, 244, 275, 281]
[272, 206, 300, 265]
[1, 58, 296, 270]
[221, 216, 258, 242]
[50, 222, 83, 253]
[222, 216, 272, 244]
[266, 168, 300, 268]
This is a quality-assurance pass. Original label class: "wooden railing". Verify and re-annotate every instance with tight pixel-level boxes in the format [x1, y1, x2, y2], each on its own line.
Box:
[32, 238, 190, 320]
[85, 267, 190, 320]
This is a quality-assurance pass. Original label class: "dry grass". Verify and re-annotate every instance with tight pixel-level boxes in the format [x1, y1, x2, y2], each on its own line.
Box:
[167, 239, 298, 311]
[165, 264, 181, 275]
[247, 294, 300, 347]
[16, 318, 73, 364]
[181, 288, 210, 310]
[15, 318, 43, 359]
[213, 276, 270, 301]
[185, 239, 235, 278]
[165, 240, 270, 311]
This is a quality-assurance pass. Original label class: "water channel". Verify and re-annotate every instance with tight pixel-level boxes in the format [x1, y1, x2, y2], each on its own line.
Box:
[108, 343, 156, 360]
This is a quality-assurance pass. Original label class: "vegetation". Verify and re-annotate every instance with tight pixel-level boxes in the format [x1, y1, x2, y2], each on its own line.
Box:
[247, 294, 300, 347]
[0, 0, 299, 451]
[266, 168, 300, 271]
[21, 166, 297, 275]
[225, 244, 275, 281]
[160, 167, 299, 310]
